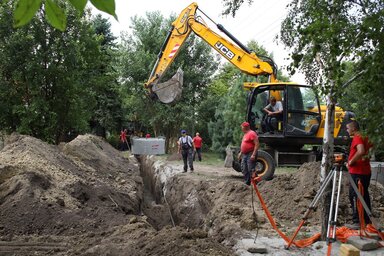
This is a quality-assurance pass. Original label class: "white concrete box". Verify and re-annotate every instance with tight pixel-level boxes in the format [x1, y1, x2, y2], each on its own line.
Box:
[131, 137, 165, 155]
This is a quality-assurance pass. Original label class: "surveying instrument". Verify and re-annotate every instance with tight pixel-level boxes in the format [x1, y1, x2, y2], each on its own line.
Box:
[285, 153, 383, 253]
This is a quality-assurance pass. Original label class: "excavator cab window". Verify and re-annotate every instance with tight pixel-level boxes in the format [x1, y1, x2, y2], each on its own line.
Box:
[249, 90, 268, 131]
[248, 86, 285, 133]
[285, 86, 321, 137]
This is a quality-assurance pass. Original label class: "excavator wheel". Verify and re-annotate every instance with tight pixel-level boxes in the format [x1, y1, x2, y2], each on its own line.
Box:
[232, 159, 242, 172]
[232, 150, 275, 181]
[255, 150, 275, 181]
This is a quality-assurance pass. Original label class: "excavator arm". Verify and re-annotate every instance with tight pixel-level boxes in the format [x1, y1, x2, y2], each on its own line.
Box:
[145, 2, 278, 103]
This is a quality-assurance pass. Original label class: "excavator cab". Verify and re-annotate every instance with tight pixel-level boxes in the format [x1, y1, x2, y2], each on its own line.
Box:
[247, 84, 322, 148]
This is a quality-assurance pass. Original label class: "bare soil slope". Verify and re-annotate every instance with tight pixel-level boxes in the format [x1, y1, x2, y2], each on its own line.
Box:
[0, 134, 142, 236]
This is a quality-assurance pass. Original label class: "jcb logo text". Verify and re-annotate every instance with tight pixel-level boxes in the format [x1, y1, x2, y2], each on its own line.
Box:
[215, 41, 235, 60]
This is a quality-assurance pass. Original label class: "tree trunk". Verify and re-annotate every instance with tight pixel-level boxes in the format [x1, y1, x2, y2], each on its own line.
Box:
[320, 94, 336, 240]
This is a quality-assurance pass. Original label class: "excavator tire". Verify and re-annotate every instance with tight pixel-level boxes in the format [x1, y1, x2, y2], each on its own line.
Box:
[232, 150, 275, 181]
[232, 159, 242, 172]
[256, 150, 275, 181]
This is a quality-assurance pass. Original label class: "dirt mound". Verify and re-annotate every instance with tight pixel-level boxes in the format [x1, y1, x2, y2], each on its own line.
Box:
[0, 134, 142, 236]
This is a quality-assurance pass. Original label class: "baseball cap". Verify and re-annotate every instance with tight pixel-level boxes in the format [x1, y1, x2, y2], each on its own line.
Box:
[241, 122, 250, 127]
[181, 129, 186, 134]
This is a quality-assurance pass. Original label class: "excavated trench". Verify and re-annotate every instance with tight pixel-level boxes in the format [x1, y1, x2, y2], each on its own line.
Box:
[139, 155, 211, 231]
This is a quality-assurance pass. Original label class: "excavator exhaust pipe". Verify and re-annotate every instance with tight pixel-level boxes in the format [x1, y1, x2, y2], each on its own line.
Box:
[152, 67, 183, 104]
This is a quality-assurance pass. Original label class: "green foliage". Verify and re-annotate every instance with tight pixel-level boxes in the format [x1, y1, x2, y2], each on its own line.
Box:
[90, 0, 117, 20]
[106, 132, 120, 149]
[338, 62, 384, 152]
[221, 0, 254, 17]
[14, 0, 42, 27]
[0, 2, 119, 143]
[208, 65, 248, 152]
[89, 14, 122, 137]
[45, 0, 66, 31]
[13, 0, 116, 31]
[68, 0, 87, 12]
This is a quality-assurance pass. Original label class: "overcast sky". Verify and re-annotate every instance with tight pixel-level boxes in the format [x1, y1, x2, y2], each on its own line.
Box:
[93, 0, 305, 83]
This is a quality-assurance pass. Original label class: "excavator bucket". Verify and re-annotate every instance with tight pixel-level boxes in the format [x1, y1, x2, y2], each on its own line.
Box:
[152, 67, 183, 104]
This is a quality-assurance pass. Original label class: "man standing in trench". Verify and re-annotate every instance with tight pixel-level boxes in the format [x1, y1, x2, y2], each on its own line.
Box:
[238, 122, 259, 185]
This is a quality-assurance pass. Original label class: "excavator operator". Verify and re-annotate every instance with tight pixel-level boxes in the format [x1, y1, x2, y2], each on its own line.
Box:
[263, 96, 283, 133]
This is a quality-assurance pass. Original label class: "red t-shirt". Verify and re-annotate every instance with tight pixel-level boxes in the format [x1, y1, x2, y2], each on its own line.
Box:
[193, 136, 202, 148]
[348, 134, 372, 175]
[241, 130, 258, 154]
[120, 131, 127, 142]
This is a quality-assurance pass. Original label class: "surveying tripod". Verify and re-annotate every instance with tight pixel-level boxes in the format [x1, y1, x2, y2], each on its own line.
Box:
[285, 153, 383, 252]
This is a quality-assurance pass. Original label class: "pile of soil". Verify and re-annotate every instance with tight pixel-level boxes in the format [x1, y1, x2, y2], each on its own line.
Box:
[0, 134, 142, 236]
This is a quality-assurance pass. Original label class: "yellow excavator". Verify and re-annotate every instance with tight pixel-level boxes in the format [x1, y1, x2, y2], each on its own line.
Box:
[145, 2, 354, 180]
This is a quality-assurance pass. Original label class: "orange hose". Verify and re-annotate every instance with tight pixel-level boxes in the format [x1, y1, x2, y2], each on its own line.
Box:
[251, 180, 320, 248]
[327, 243, 332, 256]
[357, 180, 367, 237]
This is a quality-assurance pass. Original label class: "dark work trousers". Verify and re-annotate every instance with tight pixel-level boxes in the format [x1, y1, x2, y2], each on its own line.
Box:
[265, 114, 283, 132]
[182, 148, 194, 172]
[193, 148, 202, 161]
[241, 152, 257, 185]
[349, 173, 372, 224]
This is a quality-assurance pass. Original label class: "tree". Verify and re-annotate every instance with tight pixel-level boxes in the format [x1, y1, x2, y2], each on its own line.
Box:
[0, 2, 112, 143]
[89, 14, 122, 137]
[117, 12, 218, 152]
[221, 0, 254, 16]
[280, 0, 383, 238]
[338, 61, 384, 158]
[12, 0, 117, 31]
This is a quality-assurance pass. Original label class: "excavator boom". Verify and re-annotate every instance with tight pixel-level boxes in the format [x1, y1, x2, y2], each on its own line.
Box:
[145, 2, 278, 103]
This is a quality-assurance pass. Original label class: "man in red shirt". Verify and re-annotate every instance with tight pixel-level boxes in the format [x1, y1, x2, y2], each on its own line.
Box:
[238, 122, 259, 185]
[119, 129, 127, 151]
[346, 120, 372, 227]
[193, 132, 203, 161]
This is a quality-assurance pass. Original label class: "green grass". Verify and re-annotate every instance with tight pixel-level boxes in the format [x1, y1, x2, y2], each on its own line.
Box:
[198, 152, 225, 166]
